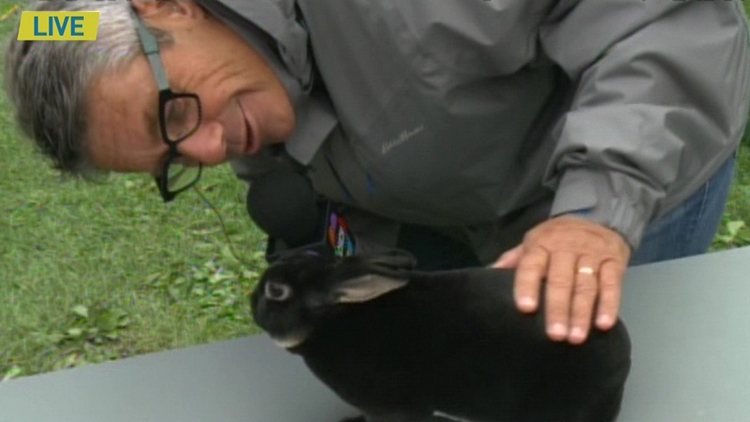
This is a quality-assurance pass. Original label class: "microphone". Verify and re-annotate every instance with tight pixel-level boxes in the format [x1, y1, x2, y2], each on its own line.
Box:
[246, 169, 356, 262]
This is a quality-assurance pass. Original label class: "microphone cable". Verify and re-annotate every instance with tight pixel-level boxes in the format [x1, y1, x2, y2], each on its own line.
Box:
[190, 185, 255, 269]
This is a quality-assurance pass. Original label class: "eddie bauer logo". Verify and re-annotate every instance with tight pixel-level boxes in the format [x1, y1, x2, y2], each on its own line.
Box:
[17, 11, 100, 41]
[381, 125, 425, 155]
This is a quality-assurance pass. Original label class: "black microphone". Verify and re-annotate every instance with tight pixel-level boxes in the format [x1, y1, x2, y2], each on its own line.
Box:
[246, 169, 356, 262]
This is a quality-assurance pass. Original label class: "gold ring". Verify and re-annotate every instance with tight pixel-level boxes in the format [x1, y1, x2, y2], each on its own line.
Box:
[577, 266, 596, 275]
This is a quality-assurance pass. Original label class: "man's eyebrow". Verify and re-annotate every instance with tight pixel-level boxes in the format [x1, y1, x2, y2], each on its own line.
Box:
[143, 107, 167, 176]
[143, 105, 167, 174]
[144, 106, 159, 140]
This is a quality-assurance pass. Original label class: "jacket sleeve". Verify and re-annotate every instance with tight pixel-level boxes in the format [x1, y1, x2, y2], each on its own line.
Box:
[539, 0, 750, 249]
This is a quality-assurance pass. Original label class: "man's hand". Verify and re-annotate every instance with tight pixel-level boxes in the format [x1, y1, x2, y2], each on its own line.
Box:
[493, 216, 631, 344]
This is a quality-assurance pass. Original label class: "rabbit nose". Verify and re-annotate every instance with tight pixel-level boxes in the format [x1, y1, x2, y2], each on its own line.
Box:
[264, 282, 292, 301]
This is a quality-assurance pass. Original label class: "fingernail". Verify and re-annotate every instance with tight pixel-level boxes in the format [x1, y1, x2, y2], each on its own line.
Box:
[548, 323, 567, 339]
[597, 315, 613, 328]
[518, 297, 536, 310]
[569, 327, 586, 343]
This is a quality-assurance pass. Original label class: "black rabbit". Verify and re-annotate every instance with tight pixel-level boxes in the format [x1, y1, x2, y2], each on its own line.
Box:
[251, 250, 632, 422]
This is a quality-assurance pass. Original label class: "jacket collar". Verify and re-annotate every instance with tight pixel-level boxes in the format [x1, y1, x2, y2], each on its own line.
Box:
[197, 0, 313, 89]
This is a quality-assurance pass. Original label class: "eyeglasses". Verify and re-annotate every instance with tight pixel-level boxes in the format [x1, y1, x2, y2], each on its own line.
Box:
[130, 8, 203, 202]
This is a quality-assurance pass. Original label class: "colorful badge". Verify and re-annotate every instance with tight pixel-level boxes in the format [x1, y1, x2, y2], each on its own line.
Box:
[327, 212, 356, 257]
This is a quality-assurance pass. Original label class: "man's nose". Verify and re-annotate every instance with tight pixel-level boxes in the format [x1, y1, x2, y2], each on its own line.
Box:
[174, 121, 228, 166]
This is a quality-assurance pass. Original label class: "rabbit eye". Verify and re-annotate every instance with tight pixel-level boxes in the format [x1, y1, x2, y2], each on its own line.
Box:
[264, 282, 292, 301]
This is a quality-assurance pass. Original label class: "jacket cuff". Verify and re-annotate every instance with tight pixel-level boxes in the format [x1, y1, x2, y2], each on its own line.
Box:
[549, 167, 653, 250]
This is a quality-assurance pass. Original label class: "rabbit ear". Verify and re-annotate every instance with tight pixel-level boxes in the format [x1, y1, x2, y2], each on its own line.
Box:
[364, 249, 417, 272]
[333, 274, 409, 303]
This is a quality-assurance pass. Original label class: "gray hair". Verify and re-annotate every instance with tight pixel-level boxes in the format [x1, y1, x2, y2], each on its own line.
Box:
[4, 0, 172, 178]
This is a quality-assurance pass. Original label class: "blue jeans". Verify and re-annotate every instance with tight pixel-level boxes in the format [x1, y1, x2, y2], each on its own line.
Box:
[630, 154, 737, 266]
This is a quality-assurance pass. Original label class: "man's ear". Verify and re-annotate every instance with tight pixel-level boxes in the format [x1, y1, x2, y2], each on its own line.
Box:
[131, 0, 207, 27]
[332, 274, 409, 303]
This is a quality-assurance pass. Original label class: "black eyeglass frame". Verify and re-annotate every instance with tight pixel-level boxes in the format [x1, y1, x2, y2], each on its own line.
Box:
[129, 7, 203, 202]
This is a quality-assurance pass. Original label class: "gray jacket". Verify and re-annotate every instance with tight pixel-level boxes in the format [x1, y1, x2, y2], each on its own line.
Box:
[208, 0, 750, 263]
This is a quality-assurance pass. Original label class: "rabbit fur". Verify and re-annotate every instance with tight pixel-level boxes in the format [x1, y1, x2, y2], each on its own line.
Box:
[251, 250, 632, 422]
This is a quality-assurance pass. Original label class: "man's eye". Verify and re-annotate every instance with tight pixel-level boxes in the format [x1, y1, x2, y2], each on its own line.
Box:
[163, 97, 200, 140]
[166, 103, 187, 126]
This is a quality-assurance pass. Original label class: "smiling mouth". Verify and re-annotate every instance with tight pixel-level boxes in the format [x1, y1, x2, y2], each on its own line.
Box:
[243, 117, 256, 154]
[237, 100, 260, 155]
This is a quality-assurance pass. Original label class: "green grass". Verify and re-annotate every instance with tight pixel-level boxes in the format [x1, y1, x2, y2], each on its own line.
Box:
[1, 0, 750, 381]
[714, 146, 750, 249]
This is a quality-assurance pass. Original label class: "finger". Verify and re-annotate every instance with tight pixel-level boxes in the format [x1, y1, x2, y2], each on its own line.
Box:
[544, 251, 577, 342]
[514, 246, 549, 313]
[595, 259, 626, 330]
[492, 245, 523, 269]
[567, 257, 601, 345]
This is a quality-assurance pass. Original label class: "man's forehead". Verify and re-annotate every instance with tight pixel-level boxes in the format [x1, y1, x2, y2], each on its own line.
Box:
[90, 58, 159, 134]
[85, 61, 163, 173]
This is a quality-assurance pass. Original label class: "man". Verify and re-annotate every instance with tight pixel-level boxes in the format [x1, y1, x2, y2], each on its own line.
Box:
[5, 0, 749, 345]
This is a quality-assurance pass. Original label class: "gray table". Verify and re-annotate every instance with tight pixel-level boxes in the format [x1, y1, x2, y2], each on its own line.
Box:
[2, 246, 750, 422]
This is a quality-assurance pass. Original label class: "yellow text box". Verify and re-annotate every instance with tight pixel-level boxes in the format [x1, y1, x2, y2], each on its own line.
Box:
[17, 11, 99, 41]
